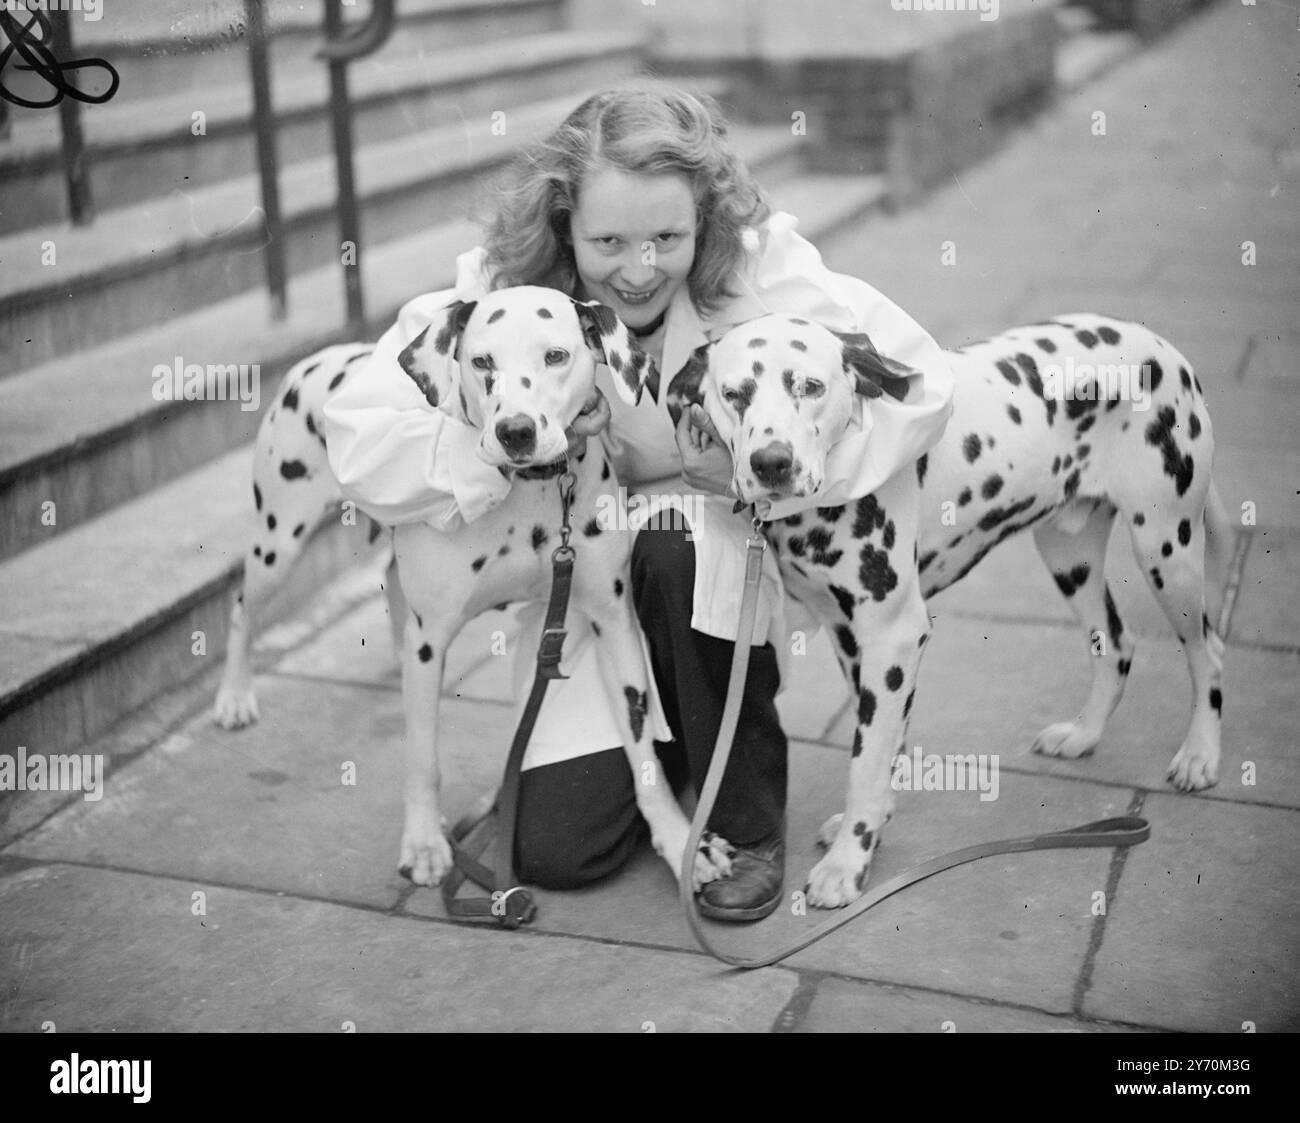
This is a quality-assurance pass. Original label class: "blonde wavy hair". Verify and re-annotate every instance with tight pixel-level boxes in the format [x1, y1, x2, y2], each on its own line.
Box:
[480, 82, 770, 315]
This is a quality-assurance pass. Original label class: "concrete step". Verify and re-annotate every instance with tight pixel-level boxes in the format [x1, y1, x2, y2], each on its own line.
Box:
[12, 0, 566, 107]
[0, 167, 890, 756]
[0, 443, 388, 772]
[766, 173, 888, 244]
[0, 116, 802, 563]
[2, 70, 658, 375]
[0, 28, 645, 234]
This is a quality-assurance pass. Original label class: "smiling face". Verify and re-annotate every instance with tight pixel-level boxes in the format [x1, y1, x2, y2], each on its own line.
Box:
[705, 316, 859, 503]
[569, 166, 697, 331]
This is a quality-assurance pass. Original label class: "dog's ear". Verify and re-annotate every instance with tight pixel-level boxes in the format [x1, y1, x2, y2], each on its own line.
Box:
[665, 341, 714, 428]
[834, 331, 920, 403]
[396, 300, 477, 408]
[571, 299, 658, 406]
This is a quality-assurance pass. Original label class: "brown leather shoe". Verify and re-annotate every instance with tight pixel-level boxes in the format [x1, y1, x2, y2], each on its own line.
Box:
[696, 832, 785, 922]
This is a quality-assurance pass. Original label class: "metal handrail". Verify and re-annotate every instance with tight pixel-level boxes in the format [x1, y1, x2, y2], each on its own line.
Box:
[319, 0, 396, 329]
[244, 0, 286, 319]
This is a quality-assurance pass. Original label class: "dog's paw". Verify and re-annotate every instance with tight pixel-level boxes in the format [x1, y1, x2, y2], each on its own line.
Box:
[1031, 719, 1099, 759]
[1166, 739, 1219, 792]
[213, 687, 259, 730]
[694, 831, 735, 889]
[399, 811, 453, 886]
[805, 846, 872, 909]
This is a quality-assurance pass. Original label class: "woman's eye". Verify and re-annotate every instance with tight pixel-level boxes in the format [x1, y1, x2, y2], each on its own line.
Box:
[470, 356, 491, 371]
[656, 233, 680, 247]
[544, 349, 569, 366]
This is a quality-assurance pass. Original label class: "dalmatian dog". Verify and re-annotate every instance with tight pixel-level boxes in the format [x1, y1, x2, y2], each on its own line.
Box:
[214, 286, 732, 891]
[669, 312, 1230, 908]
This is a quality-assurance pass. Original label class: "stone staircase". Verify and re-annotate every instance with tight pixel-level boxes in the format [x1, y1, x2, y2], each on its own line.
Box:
[0, 0, 889, 774]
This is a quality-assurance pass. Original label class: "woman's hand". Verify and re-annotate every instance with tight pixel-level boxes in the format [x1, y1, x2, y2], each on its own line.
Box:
[676, 404, 735, 497]
[566, 390, 611, 458]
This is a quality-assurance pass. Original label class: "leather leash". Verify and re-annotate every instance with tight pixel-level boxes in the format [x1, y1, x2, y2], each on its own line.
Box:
[440, 470, 578, 929]
[678, 516, 1151, 969]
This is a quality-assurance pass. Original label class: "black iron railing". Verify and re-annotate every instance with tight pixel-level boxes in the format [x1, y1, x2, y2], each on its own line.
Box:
[245, 0, 396, 326]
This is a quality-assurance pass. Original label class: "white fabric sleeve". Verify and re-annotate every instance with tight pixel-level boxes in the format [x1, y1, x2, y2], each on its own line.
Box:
[322, 292, 511, 530]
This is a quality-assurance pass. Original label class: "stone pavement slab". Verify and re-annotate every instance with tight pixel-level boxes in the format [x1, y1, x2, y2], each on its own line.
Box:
[1084, 793, 1300, 1032]
[0, 862, 796, 1033]
[827, 612, 1300, 809]
[797, 978, 1144, 1034]
[6, 679, 512, 911]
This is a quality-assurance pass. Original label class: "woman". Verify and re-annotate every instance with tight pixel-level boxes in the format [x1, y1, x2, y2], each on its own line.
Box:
[323, 82, 954, 921]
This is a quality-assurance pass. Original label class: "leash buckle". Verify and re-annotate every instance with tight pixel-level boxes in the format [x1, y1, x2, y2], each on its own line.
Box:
[537, 626, 569, 678]
[493, 886, 537, 929]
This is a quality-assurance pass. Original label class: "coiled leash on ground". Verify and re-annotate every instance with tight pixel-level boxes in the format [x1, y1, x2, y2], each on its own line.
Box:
[678, 517, 1151, 969]
[439, 469, 578, 929]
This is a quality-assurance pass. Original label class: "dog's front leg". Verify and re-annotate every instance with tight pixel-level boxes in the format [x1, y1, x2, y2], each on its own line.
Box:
[806, 506, 930, 904]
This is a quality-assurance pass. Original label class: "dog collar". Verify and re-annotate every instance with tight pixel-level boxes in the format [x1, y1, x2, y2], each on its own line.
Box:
[513, 457, 569, 481]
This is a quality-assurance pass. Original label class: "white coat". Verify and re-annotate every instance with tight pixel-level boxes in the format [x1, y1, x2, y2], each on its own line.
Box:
[322, 211, 955, 769]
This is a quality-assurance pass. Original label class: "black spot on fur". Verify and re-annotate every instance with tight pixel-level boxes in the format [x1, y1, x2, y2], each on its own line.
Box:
[1146, 360, 1163, 394]
[498, 544, 510, 557]
[1105, 587, 1123, 649]
[957, 487, 972, 507]
[852, 494, 888, 538]
[1188, 413, 1201, 440]
[918, 550, 937, 573]
[902, 689, 915, 721]
[591, 621, 601, 637]
[601, 459, 611, 481]
[1150, 567, 1164, 591]
[264, 552, 276, 566]
[978, 496, 1035, 533]
[858, 543, 898, 602]
[328, 370, 346, 392]
[1133, 513, 1146, 526]
[882, 520, 895, 550]
[1180, 367, 1192, 391]
[790, 339, 807, 352]
[613, 578, 624, 597]
[1035, 338, 1056, 353]
[747, 337, 767, 349]
[1098, 325, 1121, 345]
[282, 385, 300, 411]
[253, 483, 262, 511]
[624, 686, 648, 742]
[817, 506, 844, 523]
[583, 517, 602, 537]
[996, 359, 1021, 385]
[1076, 414, 1096, 434]
[1007, 404, 1021, 425]
[981, 475, 1004, 501]
[1161, 541, 1173, 558]
[280, 459, 308, 481]
[1145, 406, 1195, 497]
[963, 433, 982, 463]
[531, 526, 547, 550]
[1076, 329, 1098, 348]
[267, 514, 277, 531]
[418, 644, 433, 663]
[786, 536, 806, 557]
[916, 453, 929, 487]
[1063, 468, 1081, 499]
[1178, 518, 1192, 546]
[835, 624, 859, 659]
[486, 307, 506, 324]
[858, 688, 877, 727]
[1209, 687, 1222, 716]
[292, 523, 305, 538]
[885, 665, 904, 692]
[1118, 658, 1132, 676]
[536, 307, 553, 319]
[1053, 563, 1091, 597]
[829, 584, 857, 619]
[471, 555, 487, 573]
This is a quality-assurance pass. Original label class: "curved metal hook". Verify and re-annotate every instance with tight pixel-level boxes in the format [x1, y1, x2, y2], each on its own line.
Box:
[316, 0, 396, 62]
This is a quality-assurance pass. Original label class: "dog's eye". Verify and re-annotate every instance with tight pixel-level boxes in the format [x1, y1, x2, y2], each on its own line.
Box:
[804, 379, 824, 396]
[544, 349, 569, 366]
[721, 387, 740, 404]
[470, 356, 491, 371]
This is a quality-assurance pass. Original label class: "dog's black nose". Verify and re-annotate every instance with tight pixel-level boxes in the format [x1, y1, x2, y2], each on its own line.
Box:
[750, 441, 794, 486]
[495, 414, 537, 458]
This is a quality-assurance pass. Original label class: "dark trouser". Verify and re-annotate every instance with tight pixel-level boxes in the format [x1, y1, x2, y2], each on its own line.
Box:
[514, 525, 787, 889]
